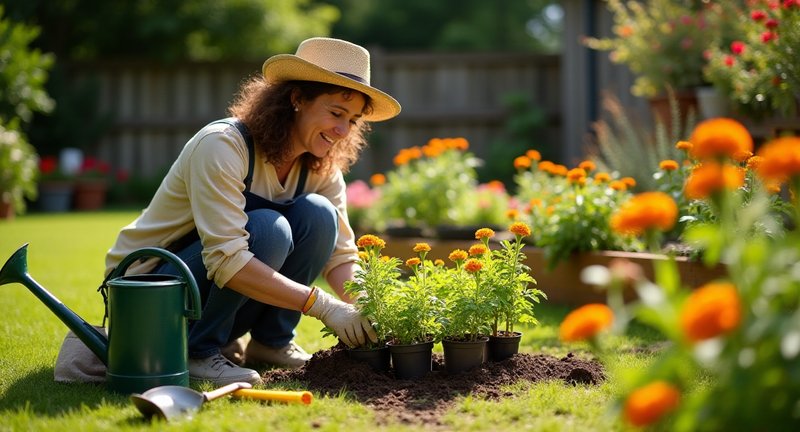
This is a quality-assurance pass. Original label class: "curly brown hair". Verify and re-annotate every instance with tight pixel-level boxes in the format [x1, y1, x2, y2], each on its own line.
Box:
[228, 76, 373, 175]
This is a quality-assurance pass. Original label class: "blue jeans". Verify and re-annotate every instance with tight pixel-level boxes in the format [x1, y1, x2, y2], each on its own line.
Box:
[153, 193, 338, 358]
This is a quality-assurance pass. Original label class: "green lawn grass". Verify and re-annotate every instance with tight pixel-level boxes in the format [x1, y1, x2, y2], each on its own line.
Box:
[0, 212, 664, 431]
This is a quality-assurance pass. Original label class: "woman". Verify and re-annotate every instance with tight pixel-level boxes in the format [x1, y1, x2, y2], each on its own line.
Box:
[105, 37, 401, 386]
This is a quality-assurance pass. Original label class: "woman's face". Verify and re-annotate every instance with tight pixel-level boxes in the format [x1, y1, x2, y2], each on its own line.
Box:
[289, 90, 367, 160]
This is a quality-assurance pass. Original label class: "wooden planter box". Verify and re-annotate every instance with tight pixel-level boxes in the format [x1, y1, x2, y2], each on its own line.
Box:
[381, 237, 728, 306]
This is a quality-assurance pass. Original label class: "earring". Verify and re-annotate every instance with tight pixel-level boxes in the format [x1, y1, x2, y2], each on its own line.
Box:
[294, 106, 299, 112]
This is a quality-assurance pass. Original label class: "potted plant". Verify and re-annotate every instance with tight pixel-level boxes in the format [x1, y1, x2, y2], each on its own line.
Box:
[584, 0, 723, 124]
[37, 155, 75, 212]
[0, 122, 39, 219]
[478, 224, 546, 361]
[383, 242, 444, 379]
[435, 244, 495, 374]
[342, 234, 401, 372]
[73, 156, 112, 210]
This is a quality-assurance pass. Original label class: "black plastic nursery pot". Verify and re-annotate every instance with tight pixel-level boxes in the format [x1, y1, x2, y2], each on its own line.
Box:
[442, 336, 489, 374]
[347, 345, 391, 372]
[488, 331, 522, 361]
[387, 340, 434, 380]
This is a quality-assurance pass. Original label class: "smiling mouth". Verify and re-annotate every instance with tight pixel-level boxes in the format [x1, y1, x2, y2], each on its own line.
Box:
[321, 133, 334, 144]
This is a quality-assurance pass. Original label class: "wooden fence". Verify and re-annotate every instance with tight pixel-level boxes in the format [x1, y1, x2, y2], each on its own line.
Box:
[74, 52, 561, 179]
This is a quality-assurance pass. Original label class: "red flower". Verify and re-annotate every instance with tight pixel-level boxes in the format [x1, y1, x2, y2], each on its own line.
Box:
[751, 10, 767, 21]
[731, 41, 745, 55]
[765, 18, 779, 29]
[762, 31, 776, 42]
[39, 156, 58, 175]
[724, 55, 735, 67]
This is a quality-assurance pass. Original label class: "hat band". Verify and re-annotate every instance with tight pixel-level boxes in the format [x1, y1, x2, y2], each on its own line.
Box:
[336, 71, 368, 85]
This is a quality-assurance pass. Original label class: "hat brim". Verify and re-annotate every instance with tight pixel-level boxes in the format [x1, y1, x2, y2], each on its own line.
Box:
[262, 54, 401, 122]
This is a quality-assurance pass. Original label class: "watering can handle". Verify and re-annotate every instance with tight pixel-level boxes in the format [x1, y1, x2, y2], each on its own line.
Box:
[108, 248, 202, 320]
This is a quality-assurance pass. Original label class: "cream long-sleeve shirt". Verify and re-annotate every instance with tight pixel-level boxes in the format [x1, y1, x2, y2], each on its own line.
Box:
[105, 121, 359, 288]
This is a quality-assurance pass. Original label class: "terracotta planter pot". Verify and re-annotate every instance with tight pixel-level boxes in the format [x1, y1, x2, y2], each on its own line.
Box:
[488, 331, 522, 361]
[0, 198, 13, 220]
[648, 89, 698, 127]
[442, 336, 489, 374]
[73, 179, 108, 211]
[381, 238, 727, 306]
[387, 340, 433, 380]
[347, 345, 391, 372]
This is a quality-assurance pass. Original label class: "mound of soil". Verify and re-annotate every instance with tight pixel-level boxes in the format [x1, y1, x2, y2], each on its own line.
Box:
[262, 345, 605, 426]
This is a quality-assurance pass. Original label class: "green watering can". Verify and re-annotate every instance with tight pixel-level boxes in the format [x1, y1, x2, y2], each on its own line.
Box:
[0, 243, 202, 394]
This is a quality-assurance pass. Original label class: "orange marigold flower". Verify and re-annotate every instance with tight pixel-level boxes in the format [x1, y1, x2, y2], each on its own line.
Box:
[356, 234, 386, 249]
[434, 259, 445, 266]
[676, 140, 693, 151]
[405, 257, 421, 267]
[579, 160, 596, 172]
[746, 155, 764, 171]
[567, 167, 587, 183]
[468, 244, 488, 256]
[688, 118, 753, 160]
[448, 249, 468, 262]
[754, 136, 800, 182]
[529, 198, 543, 207]
[545, 205, 555, 215]
[609, 180, 627, 191]
[526, 149, 542, 161]
[594, 172, 611, 182]
[485, 180, 505, 192]
[680, 282, 741, 342]
[475, 228, 495, 240]
[514, 155, 532, 170]
[623, 381, 681, 427]
[610, 192, 678, 236]
[422, 142, 445, 158]
[659, 160, 679, 171]
[732, 150, 753, 163]
[464, 259, 483, 273]
[413, 242, 431, 253]
[369, 173, 386, 186]
[448, 137, 469, 150]
[506, 208, 520, 220]
[621, 177, 637, 188]
[509, 221, 532, 237]
[559, 303, 614, 342]
[538, 160, 555, 173]
[765, 180, 782, 194]
[552, 164, 569, 177]
[684, 162, 745, 200]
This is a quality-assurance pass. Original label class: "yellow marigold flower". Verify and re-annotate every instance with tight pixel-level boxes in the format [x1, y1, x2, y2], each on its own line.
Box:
[358, 251, 368, 261]
[684, 162, 745, 200]
[475, 228, 495, 240]
[356, 234, 386, 249]
[434, 259, 445, 266]
[567, 167, 587, 183]
[676, 140, 693, 151]
[380, 255, 390, 262]
[594, 172, 611, 183]
[405, 257, 421, 267]
[509, 221, 532, 237]
[623, 381, 681, 427]
[610, 192, 677, 236]
[659, 160, 679, 171]
[545, 205, 555, 215]
[506, 208, 520, 220]
[413, 242, 431, 253]
[746, 155, 764, 171]
[464, 259, 483, 273]
[448, 249, 468, 262]
[732, 150, 753, 163]
[621, 177, 637, 188]
[688, 118, 753, 160]
[609, 180, 627, 191]
[538, 160, 555, 173]
[552, 164, 568, 177]
[369, 173, 386, 186]
[526, 149, 542, 161]
[514, 155, 532, 170]
[680, 282, 741, 342]
[558, 303, 614, 342]
[529, 198, 543, 208]
[579, 160, 596, 172]
[754, 136, 800, 182]
[468, 244, 487, 256]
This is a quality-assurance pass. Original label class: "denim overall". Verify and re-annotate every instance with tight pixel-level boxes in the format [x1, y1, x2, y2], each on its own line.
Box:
[153, 118, 338, 358]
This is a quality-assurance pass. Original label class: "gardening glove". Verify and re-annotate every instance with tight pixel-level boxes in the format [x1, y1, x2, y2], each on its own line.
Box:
[304, 288, 377, 348]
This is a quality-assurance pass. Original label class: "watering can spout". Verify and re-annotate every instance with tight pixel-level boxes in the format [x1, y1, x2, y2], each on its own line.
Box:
[0, 244, 109, 365]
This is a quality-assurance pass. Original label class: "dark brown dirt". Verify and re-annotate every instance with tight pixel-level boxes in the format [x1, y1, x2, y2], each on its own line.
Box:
[262, 344, 605, 426]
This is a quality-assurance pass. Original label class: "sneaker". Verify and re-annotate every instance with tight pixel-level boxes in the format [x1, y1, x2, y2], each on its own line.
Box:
[189, 353, 262, 386]
[245, 340, 312, 369]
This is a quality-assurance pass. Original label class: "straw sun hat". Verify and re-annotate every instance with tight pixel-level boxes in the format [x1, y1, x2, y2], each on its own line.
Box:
[262, 37, 401, 122]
